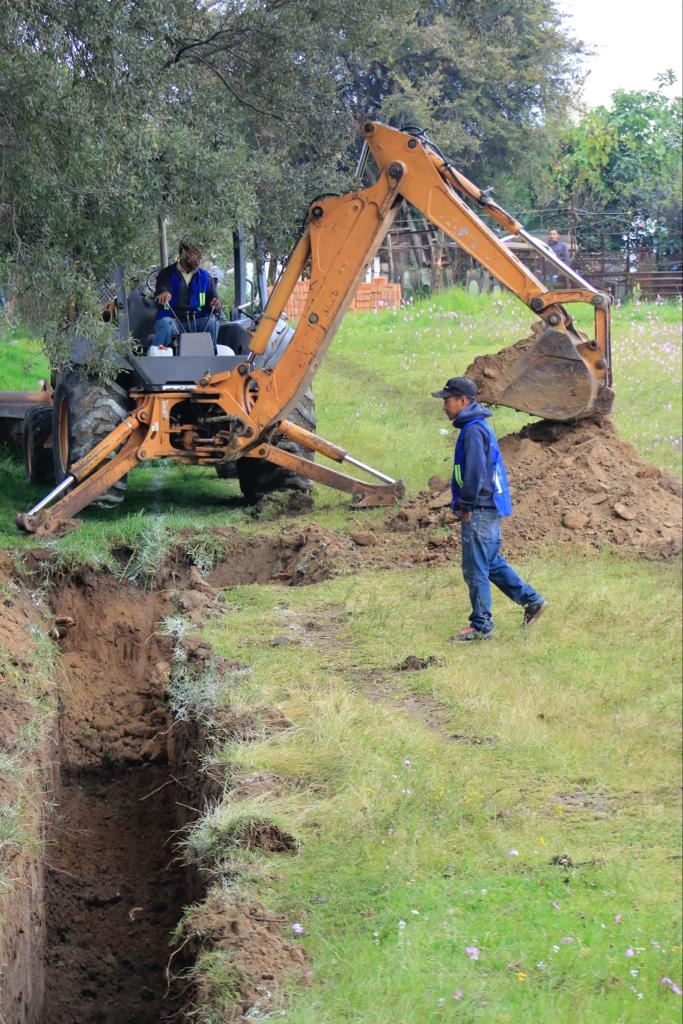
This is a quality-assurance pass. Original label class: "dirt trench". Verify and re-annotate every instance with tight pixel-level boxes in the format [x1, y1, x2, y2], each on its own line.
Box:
[39, 573, 207, 1024]
[0, 526, 341, 1024]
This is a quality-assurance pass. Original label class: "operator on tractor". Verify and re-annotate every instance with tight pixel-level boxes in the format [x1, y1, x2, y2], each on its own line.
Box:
[153, 239, 221, 349]
[433, 376, 547, 642]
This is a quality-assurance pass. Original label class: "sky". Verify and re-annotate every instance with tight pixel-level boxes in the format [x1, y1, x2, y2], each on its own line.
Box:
[559, 0, 683, 108]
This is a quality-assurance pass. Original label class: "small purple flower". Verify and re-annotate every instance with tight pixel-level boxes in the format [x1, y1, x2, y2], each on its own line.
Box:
[560, 937, 574, 944]
[403, 758, 412, 767]
[465, 946, 480, 961]
[625, 947, 635, 958]
[614, 913, 622, 924]
[507, 849, 519, 857]
[291, 922, 305, 936]
[453, 989, 464, 1001]
[551, 901, 561, 911]
[660, 977, 683, 996]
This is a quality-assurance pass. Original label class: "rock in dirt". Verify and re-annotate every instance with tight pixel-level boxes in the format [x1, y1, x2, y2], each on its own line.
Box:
[563, 511, 589, 530]
[350, 529, 377, 547]
[188, 565, 219, 595]
[54, 614, 75, 629]
[613, 502, 636, 521]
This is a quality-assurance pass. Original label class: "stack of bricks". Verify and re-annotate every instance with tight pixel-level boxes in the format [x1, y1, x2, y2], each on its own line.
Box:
[274, 276, 402, 319]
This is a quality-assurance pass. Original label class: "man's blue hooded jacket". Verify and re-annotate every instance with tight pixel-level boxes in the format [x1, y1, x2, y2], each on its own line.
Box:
[450, 402, 506, 513]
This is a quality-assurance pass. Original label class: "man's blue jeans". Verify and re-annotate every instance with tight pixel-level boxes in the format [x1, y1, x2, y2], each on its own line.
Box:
[461, 508, 543, 634]
[153, 314, 218, 348]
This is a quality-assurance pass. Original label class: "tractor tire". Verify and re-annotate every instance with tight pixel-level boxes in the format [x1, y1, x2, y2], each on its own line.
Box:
[236, 386, 317, 504]
[52, 371, 132, 508]
[214, 461, 237, 481]
[23, 406, 54, 485]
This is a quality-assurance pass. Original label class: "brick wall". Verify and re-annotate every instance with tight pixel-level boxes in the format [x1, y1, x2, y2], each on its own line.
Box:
[275, 276, 401, 319]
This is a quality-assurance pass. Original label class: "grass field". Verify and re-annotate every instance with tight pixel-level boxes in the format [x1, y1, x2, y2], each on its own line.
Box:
[0, 293, 680, 1020]
[190, 552, 682, 1023]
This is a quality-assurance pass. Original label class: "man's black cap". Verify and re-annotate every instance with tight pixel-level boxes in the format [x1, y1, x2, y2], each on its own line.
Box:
[431, 376, 478, 400]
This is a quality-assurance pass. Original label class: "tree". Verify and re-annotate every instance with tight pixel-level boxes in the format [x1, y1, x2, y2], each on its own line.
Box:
[538, 79, 682, 258]
[1, 0, 587, 368]
[342, 0, 586, 185]
[0, 0, 413, 364]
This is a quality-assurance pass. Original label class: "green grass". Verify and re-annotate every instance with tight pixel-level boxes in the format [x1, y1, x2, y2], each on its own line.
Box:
[0, 294, 680, 1019]
[0, 327, 49, 390]
[183, 551, 682, 1023]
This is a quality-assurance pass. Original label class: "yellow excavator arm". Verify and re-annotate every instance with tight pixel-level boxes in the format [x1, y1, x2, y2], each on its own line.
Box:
[17, 121, 614, 536]
[247, 121, 612, 430]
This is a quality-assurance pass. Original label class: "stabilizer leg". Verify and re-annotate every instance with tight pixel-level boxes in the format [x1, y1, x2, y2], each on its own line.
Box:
[17, 415, 146, 536]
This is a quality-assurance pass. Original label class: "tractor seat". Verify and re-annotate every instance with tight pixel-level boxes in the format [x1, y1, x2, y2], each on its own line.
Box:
[178, 332, 215, 357]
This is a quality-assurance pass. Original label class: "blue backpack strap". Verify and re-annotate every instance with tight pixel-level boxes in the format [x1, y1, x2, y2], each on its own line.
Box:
[478, 420, 512, 517]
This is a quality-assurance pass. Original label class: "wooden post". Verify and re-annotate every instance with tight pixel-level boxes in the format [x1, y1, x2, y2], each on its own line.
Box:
[157, 215, 168, 268]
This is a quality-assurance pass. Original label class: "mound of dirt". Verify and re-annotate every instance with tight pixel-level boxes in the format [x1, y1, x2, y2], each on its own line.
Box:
[389, 417, 682, 560]
[207, 523, 361, 590]
[185, 892, 310, 1016]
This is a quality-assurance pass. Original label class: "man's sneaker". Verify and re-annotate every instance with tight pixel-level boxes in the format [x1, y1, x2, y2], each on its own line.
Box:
[523, 599, 548, 627]
[450, 625, 493, 643]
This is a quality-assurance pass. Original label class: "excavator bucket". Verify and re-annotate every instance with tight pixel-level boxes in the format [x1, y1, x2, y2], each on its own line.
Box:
[466, 325, 613, 421]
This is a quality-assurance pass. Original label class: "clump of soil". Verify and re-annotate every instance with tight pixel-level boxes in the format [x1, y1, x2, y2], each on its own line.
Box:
[183, 891, 310, 1017]
[396, 654, 439, 672]
[208, 523, 361, 589]
[465, 324, 540, 407]
[234, 820, 299, 853]
[388, 417, 682, 560]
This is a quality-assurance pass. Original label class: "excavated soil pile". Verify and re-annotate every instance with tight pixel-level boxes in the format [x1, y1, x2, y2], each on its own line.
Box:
[184, 890, 310, 1016]
[389, 417, 682, 560]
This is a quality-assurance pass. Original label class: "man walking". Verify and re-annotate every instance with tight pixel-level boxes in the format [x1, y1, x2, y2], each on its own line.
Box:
[432, 377, 547, 641]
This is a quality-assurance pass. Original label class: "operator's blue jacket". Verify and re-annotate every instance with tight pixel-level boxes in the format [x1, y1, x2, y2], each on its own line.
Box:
[154, 263, 218, 320]
[450, 403, 512, 517]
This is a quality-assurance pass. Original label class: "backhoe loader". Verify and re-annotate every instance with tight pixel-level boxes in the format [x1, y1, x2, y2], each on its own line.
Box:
[17, 121, 614, 537]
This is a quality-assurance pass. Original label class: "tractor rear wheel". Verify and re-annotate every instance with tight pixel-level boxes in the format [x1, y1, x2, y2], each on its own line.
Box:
[23, 406, 54, 485]
[52, 371, 132, 508]
[235, 387, 317, 504]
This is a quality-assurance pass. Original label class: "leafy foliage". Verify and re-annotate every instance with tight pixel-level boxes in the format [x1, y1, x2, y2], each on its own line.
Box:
[540, 80, 683, 256]
[1, 0, 587, 369]
[344, 0, 586, 182]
